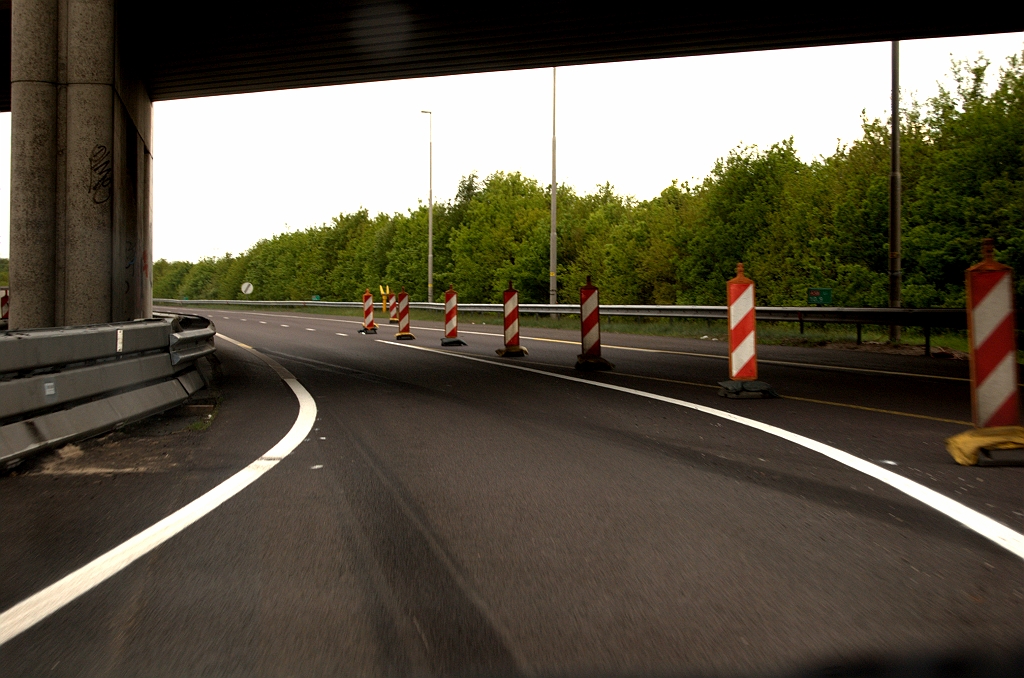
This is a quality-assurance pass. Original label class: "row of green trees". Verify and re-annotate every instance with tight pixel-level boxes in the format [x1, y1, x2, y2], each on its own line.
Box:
[155, 55, 1023, 307]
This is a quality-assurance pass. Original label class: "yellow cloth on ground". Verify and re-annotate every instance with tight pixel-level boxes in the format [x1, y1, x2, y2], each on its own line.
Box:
[946, 426, 1024, 466]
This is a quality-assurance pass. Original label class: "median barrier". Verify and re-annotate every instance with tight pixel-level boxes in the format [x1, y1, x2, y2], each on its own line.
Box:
[395, 288, 415, 340]
[575, 276, 612, 371]
[0, 313, 215, 465]
[442, 285, 467, 346]
[947, 240, 1022, 465]
[496, 282, 527, 357]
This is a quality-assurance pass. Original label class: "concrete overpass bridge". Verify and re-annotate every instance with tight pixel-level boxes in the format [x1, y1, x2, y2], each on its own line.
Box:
[2, 1, 1016, 329]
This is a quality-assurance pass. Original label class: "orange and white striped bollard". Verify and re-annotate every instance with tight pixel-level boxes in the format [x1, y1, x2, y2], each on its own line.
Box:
[575, 276, 612, 370]
[496, 281, 527, 357]
[359, 289, 378, 334]
[968, 240, 1019, 428]
[388, 292, 399, 324]
[442, 284, 467, 346]
[720, 263, 775, 398]
[395, 287, 415, 340]
[947, 240, 1022, 465]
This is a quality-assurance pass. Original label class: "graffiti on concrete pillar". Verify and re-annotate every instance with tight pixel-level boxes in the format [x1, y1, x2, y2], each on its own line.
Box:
[89, 145, 113, 204]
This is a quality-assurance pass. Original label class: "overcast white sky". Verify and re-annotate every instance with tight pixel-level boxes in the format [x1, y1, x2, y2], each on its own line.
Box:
[0, 32, 1021, 261]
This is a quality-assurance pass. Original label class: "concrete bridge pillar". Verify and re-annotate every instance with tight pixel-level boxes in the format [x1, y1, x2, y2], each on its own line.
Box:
[9, 0, 153, 329]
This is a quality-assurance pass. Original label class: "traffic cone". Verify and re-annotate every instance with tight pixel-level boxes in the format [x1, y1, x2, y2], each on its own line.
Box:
[395, 287, 416, 340]
[358, 289, 378, 334]
[442, 284, 467, 346]
[947, 239, 1023, 465]
[496, 281, 528, 357]
[719, 263, 775, 398]
[575, 276, 613, 371]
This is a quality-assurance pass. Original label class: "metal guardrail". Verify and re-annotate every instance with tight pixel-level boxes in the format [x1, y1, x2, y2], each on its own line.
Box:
[0, 313, 216, 465]
[154, 298, 967, 329]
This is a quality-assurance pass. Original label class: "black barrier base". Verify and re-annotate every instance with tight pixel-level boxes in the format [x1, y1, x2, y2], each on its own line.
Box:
[718, 380, 777, 399]
[395, 332, 416, 341]
[389, 319, 399, 324]
[441, 338, 468, 346]
[496, 346, 529, 357]
[575, 354, 614, 371]
[358, 327, 378, 335]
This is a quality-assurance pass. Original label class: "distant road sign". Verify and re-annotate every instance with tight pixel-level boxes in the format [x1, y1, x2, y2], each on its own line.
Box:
[241, 282, 253, 295]
[312, 295, 321, 301]
[807, 288, 832, 305]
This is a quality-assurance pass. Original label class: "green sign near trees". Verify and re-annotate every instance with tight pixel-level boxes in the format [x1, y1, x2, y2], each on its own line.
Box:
[807, 288, 832, 305]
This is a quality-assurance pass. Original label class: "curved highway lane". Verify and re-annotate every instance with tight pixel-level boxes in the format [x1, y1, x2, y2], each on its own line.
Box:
[1, 308, 1020, 676]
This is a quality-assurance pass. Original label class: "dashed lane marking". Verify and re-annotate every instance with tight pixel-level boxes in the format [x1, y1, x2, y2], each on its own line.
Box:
[0, 335, 318, 647]
[378, 339, 1024, 560]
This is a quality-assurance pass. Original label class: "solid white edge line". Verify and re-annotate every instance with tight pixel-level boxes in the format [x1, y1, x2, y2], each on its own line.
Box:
[376, 339, 1024, 560]
[0, 335, 318, 647]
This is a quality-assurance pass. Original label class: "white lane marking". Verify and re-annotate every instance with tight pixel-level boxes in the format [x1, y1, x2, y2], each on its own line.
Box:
[306, 328, 316, 332]
[310, 465, 324, 470]
[336, 333, 348, 337]
[281, 324, 289, 327]
[0, 335, 317, 647]
[378, 340, 1024, 560]
[158, 307, 985, 383]
[240, 319, 247, 322]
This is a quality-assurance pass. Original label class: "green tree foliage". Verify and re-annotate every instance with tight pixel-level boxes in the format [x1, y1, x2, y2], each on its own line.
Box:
[0, 258, 9, 287]
[154, 53, 1023, 307]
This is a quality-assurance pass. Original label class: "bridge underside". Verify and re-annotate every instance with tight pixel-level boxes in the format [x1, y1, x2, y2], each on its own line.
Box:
[2, 1, 1019, 329]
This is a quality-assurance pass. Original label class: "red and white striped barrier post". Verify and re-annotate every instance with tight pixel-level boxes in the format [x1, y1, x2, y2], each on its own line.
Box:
[496, 281, 528, 357]
[442, 284, 467, 346]
[388, 292, 398, 324]
[0, 288, 9, 321]
[720, 263, 775, 398]
[575, 276, 612, 371]
[968, 240, 1018, 428]
[359, 289, 378, 334]
[947, 240, 1023, 465]
[394, 287, 415, 340]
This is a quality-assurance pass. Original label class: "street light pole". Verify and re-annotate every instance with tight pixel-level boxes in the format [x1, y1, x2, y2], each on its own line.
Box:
[422, 110, 433, 303]
[549, 67, 557, 306]
[889, 42, 901, 342]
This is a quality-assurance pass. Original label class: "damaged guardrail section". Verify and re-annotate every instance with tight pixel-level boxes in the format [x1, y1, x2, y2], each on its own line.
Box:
[0, 314, 216, 465]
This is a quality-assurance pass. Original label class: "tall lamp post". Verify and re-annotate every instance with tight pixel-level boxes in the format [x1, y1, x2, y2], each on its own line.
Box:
[549, 68, 557, 306]
[422, 110, 434, 303]
[889, 42, 901, 342]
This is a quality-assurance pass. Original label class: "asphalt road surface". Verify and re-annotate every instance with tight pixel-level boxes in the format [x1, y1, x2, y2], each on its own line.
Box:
[1, 308, 1022, 676]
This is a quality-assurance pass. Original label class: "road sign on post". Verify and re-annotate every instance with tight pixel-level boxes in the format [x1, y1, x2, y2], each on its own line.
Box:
[807, 288, 832, 305]
[240, 282, 253, 295]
